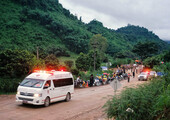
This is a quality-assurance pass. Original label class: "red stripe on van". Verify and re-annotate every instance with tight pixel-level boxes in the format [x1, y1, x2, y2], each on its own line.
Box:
[42, 93, 74, 101]
[50, 95, 66, 100]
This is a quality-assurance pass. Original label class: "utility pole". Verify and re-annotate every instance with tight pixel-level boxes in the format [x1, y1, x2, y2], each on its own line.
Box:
[37, 46, 39, 60]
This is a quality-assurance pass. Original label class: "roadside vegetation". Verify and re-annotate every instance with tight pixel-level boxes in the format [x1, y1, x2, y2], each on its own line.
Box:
[104, 60, 170, 120]
[0, 1, 170, 118]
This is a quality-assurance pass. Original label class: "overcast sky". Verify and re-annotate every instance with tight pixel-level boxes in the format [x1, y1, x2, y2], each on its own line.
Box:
[59, 0, 170, 41]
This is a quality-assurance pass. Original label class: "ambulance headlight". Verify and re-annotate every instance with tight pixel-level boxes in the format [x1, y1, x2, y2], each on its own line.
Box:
[34, 93, 42, 97]
[17, 91, 20, 95]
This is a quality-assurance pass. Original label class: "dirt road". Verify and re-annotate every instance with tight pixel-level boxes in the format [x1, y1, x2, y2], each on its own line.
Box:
[0, 74, 145, 120]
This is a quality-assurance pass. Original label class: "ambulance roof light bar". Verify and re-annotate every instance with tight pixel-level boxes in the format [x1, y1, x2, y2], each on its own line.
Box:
[33, 70, 56, 74]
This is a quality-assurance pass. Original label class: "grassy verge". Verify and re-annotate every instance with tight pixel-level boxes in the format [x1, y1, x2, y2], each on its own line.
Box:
[0, 77, 24, 93]
[104, 75, 170, 120]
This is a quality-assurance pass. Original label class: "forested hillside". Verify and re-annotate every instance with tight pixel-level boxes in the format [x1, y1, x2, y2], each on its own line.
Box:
[166, 41, 170, 44]
[116, 25, 168, 52]
[0, 0, 92, 57]
[0, 0, 169, 58]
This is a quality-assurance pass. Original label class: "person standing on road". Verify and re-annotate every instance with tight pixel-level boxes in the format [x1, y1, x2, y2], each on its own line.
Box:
[122, 66, 126, 73]
[76, 76, 80, 82]
[90, 74, 94, 87]
[76, 76, 82, 87]
[136, 66, 138, 74]
[128, 73, 131, 82]
[133, 71, 135, 78]
[76, 76, 80, 85]
[132, 67, 136, 78]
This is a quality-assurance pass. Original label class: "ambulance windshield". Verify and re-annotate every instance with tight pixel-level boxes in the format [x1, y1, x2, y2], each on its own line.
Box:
[20, 78, 44, 88]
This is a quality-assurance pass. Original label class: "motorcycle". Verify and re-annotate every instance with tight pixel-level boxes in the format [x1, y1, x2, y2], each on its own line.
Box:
[106, 77, 111, 84]
[93, 78, 102, 86]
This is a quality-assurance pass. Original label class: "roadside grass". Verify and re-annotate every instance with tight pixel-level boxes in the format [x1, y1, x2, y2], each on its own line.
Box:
[0, 77, 24, 93]
[104, 76, 170, 120]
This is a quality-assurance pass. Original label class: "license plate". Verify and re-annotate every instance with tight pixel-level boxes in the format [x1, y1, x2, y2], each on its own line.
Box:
[23, 100, 28, 103]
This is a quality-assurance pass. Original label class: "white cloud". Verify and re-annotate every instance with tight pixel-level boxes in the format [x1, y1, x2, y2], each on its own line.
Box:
[154, 29, 170, 40]
[59, 0, 170, 40]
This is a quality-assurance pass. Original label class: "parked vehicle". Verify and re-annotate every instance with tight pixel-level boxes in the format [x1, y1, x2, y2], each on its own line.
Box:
[16, 70, 74, 107]
[149, 71, 157, 77]
[138, 72, 149, 81]
[93, 78, 102, 86]
[106, 77, 111, 84]
[157, 72, 164, 77]
[102, 73, 109, 84]
[122, 73, 128, 80]
[117, 75, 124, 81]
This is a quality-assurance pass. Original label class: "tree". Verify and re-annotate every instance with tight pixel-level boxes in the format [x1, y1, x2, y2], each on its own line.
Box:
[132, 42, 158, 60]
[47, 45, 70, 57]
[89, 34, 108, 70]
[70, 68, 79, 76]
[44, 54, 59, 70]
[163, 50, 170, 62]
[75, 53, 89, 71]
[143, 55, 163, 68]
[76, 51, 101, 71]
[64, 60, 74, 68]
[89, 34, 108, 56]
[0, 49, 36, 77]
[87, 50, 101, 70]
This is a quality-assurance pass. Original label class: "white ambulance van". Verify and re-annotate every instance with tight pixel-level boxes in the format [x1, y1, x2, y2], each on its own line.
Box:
[16, 70, 74, 107]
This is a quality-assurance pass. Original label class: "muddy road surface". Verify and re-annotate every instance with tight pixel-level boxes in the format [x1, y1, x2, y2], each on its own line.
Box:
[0, 75, 145, 120]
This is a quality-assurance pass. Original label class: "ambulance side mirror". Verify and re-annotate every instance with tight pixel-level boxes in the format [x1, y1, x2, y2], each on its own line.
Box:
[43, 83, 49, 89]
[43, 86, 49, 89]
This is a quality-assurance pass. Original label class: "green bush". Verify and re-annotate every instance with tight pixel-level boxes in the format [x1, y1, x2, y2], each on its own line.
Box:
[104, 75, 170, 120]
[76, 53, 89, 71]
[111, 58, 132, 67]
[78, 71, 89, 81]
[44, 54, 59, 70]
[0, 77, 24, 93]
[77, 69, 104, 81]
[47, 46, 70, 57]
[154, 84, 170, 119]
[64, 60, 74, 68]
[70, 68, 79, 76]
[0, 49, 36, 77]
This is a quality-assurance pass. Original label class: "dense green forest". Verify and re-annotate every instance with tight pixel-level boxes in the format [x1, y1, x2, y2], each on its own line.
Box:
[0, 1, 169, 119]
[0, 0, 169, 58]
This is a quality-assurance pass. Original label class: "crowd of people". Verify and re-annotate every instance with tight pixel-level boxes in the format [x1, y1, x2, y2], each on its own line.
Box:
[74, 64, 143, 88]
[74, 74, 94, 88]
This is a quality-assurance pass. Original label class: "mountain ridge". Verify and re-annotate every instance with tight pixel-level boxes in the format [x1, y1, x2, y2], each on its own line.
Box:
[0, 0, 169, 58]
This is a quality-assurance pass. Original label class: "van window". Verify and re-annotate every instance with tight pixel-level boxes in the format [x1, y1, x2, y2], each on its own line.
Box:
[44, 80, 51, 87]
[53, 78, 73, 87]
[20, 78, 44, 88]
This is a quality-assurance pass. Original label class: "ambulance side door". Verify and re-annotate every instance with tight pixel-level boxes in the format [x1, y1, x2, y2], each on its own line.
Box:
[51, 79, 63, 102]
[43, 80, 52, 100]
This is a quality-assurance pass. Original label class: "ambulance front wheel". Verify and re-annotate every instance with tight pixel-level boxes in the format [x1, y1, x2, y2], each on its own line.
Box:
[44, 97, 50, 107]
